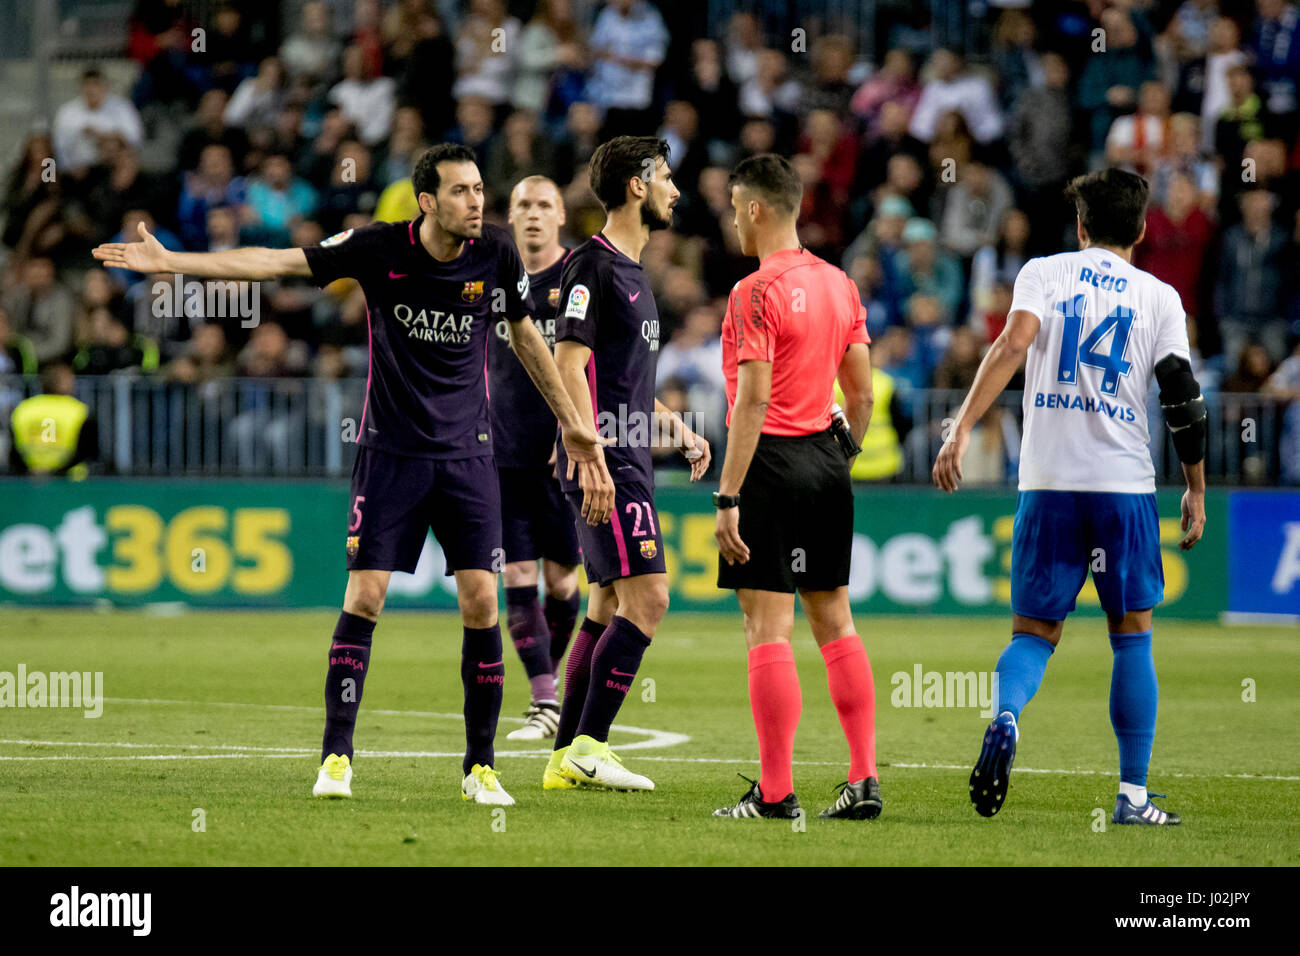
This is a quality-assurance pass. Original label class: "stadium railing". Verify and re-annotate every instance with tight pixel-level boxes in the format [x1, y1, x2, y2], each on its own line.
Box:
[0, 374, 1293, 484]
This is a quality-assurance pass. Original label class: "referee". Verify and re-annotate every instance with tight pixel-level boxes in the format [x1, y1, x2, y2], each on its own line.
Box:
[712, 154, 882, 821]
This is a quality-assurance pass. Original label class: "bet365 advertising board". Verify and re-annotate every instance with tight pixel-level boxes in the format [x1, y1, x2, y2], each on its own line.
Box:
[0, 480, 1294, 619]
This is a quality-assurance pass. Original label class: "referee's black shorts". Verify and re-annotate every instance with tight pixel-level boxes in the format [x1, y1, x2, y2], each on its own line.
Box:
[717, 430, 853, 593]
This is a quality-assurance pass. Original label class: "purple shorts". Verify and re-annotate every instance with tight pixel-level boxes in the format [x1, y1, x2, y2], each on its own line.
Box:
[564, 478, 666, 587]
[498, 465, 581, 566]
[346, 445, 501, 575]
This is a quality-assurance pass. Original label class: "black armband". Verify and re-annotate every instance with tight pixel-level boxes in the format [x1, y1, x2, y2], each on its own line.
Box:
[1154, 354, 1206, 466]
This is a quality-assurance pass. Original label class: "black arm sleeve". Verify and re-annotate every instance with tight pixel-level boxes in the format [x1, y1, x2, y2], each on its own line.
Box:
[1155, 354, 1206, 466]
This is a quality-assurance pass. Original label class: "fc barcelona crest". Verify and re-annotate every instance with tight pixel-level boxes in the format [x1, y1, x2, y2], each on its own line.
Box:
[640, 540, 657, 559]
[548, 287, 561, 307]
[461, 280, 485, 302]
[346, 535, 359, 557]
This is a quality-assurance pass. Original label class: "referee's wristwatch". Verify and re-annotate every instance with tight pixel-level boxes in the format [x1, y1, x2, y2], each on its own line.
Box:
[713, 492, 740, 510]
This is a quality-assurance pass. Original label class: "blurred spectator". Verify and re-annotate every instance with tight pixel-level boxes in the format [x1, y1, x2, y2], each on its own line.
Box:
[8, 363, 97, 478]
[1180, 16, 1245, 153]
[224, 57, 287, 132]
[52, 68, 145, 176]
[1223, 342, 1277, 392]
[725, 11, 763, 86]
[448, 96, 497, 167]
[656, 304, 724, 394]
[1135, 172, 1215, 328]
[383, 0, 437, 69]
[738, 49, 803, 121]
[73, 307, 157, 375]
[0, 305, 37, 376]
[851, 49, 921, 135]
[1149, 113, 1218, 211]
[934, 325, 982, 391]
[242, 153, 320, 247]
[318, 141, 378, 234]
[969, 208, 1030, 328]
[873, 324, 927, 389]
[399, 8, 457, 141]
[515, 0, 586, 116]
[679, 39, 740, 149]
[280, 1, 342, 89]
[896, 218, 963, 320]
[904, 292, 952, 383]
[1248, 0, 1300, 118]
[853, 100, 928, 207]
[1008, 51, 1073, 254]
[658, 101, 706, 201]
[3, 134, 63, 260]
[990, 9, 1043, 112]
[81, 139, 173, 248]
[791, 153, 843, 257]
[937, 160, 1013, 259]
[842, 194, 912, 288]
[452, 0, 521, 109]
[796, 110, 858, 204]
[908, 48, 1003, 145]
[177, 144, 248, 249]
[329, 45, 397, 146]
[205, 205, 241, 252]
[1214, 64, 1272, 173]
[1, 258, 76, 365]
[177, 90, 250, 174]
[805, 35, 858, 116]
[162, 322, 235, 384]
[485, 112, 556, 211]
[1105, 81, 1173, 175]
[927, 109, 975, 181]
[1078, 8, 1156, 154]
[1215, 188, 1291, 365]
[587, 0, 668, 137]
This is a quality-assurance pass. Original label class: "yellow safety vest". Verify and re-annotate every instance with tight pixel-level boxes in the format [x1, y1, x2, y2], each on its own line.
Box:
[11, 394, 89, 475]
[836, 368, 903, 480]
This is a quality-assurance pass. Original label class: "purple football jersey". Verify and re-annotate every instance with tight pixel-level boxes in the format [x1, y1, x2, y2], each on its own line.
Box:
[304, 218, 535, 459]
[553, 233, 660, 492]
[487, 254, 566, 468]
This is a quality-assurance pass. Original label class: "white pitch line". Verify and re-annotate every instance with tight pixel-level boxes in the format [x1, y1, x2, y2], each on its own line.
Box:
[0, 740, 1296, 781]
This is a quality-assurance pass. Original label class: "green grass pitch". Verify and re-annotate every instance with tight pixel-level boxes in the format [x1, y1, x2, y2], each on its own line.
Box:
[1, 609, 1296, 866]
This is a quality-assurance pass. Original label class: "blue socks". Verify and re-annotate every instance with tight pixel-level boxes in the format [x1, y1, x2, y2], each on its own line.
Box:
[1109, 630, 1157, 787]
[994, 633, 1055, 720]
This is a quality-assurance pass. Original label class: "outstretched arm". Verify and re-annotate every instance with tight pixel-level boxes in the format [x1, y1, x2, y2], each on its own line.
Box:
[93, 221, 312, 280]
[932, 309, 1039, 492]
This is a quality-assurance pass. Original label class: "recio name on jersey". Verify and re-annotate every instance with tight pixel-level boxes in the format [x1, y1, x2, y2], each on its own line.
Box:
[1078, 265, 1128, 292]
[1034, 391, 1137, 421]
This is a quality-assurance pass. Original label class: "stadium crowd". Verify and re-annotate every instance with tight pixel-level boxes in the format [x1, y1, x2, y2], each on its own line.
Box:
[2, 0, 1300, 479]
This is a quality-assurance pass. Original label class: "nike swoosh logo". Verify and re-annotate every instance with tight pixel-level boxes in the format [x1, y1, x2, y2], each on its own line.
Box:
[628, 290, 640, 302]
[571, 759, 598, 779]
[388, 270, 408, 279]
[610, 667, 635, 677]
[478, 660, 503, 669]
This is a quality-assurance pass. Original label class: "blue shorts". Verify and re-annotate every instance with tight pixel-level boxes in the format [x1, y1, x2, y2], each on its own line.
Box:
[1011, 490, 1164, 621]
[564, 478, 666, 587]
[346, 446, 501, 575]
[498, 465, 581, 566]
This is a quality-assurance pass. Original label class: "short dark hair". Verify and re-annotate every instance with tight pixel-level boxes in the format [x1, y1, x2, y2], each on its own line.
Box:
[588, 136, 670, 211]
[412, 143, 478, 199]
[728, 153, 803, 215]
[1064, 168, 1149, 248]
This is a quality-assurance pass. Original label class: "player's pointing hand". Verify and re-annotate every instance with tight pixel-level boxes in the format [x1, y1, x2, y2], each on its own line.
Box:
[91, 221, 171, 274]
